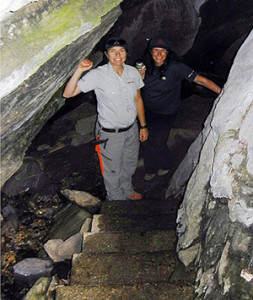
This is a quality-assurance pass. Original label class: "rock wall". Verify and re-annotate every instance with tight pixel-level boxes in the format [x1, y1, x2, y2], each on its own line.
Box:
[101, 0, 200, 65]
[166, 30, 253, 299]
[192, 0, 208, 13]
[0, 0, 123, 187]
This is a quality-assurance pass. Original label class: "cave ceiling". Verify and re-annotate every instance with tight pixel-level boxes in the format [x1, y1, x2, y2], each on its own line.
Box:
[97, 0, 253, 82]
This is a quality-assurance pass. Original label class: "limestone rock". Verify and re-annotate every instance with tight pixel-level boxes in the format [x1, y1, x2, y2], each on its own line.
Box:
[0, 1, 123, 188]
[23, 277, 51, 300]
[44, 233, 82, 262]
[71, 114, 97, 147]
[44, 239, 64, 262]
[61, 189, 101, 214]
[1, 204, 19, 232]
[57, 233, 83, 260]
[46, 204, 91, 242]
[80, 217, 92, 234]
[178, 243, 200, 267]
[2, 157, 53, 196]
[13, 258, 53, 287]
[240, 269, 253, 283]
[75, 115, 97, 137]
[169, 30, 253, 299]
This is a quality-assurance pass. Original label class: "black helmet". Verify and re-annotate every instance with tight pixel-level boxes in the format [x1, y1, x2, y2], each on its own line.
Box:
[105, 37, 128, 52]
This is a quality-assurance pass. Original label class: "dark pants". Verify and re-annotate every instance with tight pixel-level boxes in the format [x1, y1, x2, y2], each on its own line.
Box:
[142, 111, 176, 174]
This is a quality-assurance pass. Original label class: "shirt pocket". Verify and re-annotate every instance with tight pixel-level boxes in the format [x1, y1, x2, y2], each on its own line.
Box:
[125, 78, 137, 99]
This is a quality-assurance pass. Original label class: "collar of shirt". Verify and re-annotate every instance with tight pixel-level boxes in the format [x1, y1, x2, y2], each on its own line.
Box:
[107, 62, 128, 78]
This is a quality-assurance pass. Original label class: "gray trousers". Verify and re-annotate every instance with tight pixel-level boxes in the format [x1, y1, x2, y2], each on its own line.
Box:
[95, 121, 139, 200]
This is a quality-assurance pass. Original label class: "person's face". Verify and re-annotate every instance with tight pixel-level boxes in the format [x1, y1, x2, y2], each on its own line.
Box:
[105, 46, 127, 67]
[151, 47, 168, 66]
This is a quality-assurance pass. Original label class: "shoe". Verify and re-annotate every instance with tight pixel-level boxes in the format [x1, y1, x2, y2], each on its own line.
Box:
[157, 169, 169, 176]
[144, 173, 156, 181]
[126, 191, 143, 200]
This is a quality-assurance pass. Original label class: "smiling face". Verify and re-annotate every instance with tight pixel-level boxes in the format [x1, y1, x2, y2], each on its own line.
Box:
[151, 47, 168, 67]
[105, 46, 127, 68]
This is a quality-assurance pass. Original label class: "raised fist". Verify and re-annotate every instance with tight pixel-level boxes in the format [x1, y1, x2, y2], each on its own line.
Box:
[77, 59, 93, 72]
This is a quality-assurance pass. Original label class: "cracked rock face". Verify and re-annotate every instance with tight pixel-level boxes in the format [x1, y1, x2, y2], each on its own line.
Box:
[169, 30, 253, 299]
[0, 0, 123, 187]
[1, 0, 201, 188]
[97, 0, 200, 65]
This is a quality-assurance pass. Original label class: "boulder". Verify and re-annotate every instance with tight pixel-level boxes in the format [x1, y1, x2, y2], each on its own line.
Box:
[13, 258, 53, 287]
[22, 277, 51, 300]
[61, 189, 101, 214]
[44, 233, 82, 262]
[0, 0, 123, 188]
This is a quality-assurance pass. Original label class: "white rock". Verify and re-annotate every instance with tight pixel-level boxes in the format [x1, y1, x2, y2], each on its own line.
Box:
[44, 239, 63, 262]
[61, 189, 101, 214]
[57, 233, 82, 260]
[80, 217, 92, 234]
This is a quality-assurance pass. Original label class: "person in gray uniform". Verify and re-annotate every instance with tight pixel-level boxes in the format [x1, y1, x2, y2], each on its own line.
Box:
[63, 37, 148, 200]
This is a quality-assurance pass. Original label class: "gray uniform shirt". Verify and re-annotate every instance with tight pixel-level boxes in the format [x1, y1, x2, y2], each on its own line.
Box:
[77, 62, 144, 128]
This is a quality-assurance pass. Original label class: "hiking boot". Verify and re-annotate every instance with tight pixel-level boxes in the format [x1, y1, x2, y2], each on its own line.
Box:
[144, 173, 156, 181]
[157, 169, 169, 176]
[126, 191, 143, 200]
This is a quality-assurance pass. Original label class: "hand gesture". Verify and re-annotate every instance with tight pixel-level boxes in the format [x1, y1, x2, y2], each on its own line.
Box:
[138, 68, 146, 79]
[140, 128, 148, 142]
[77, 59, 93, 72]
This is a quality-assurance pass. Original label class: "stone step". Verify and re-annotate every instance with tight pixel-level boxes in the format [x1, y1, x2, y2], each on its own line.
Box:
[82, 230, 176, 253]
[100, 199, 179, 215]
[71, 251, 176, 286]
[56, 282, 195, 300]
[91, 213, 176, 233]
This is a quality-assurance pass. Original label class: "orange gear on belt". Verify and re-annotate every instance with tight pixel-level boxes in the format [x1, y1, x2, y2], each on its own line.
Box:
[95, 135, 104, 175]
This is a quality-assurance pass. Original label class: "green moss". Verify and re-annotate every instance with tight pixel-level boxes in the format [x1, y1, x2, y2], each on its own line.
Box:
[217, 130, 237, 144]
[214, 129, 238, 156]
[225, 255, 253, 299]
[1, 0, 122, 79]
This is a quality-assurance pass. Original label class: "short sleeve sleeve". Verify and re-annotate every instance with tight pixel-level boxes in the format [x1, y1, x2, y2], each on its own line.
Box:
[77, 69, 98, 93]
[176, 61, 198, 83]
[134, 68, 145, 89]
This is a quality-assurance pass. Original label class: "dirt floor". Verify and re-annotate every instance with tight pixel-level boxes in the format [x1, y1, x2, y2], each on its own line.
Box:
[1, 91, 215, 299]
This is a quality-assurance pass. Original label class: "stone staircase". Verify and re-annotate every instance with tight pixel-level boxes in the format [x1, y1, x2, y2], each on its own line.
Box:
[56, 200, 196, 299]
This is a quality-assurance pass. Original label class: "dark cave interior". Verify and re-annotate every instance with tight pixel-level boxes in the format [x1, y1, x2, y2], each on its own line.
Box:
[1, 0, 253, 299]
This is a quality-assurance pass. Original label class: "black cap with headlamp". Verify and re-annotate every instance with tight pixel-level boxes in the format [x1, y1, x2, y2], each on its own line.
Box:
[105, 37, 129, 52]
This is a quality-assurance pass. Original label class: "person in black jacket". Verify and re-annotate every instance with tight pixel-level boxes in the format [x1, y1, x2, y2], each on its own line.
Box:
[140, 37, 221, 181]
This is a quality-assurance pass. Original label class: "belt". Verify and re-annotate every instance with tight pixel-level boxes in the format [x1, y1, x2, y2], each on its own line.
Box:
[99, 122, 135, 133]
